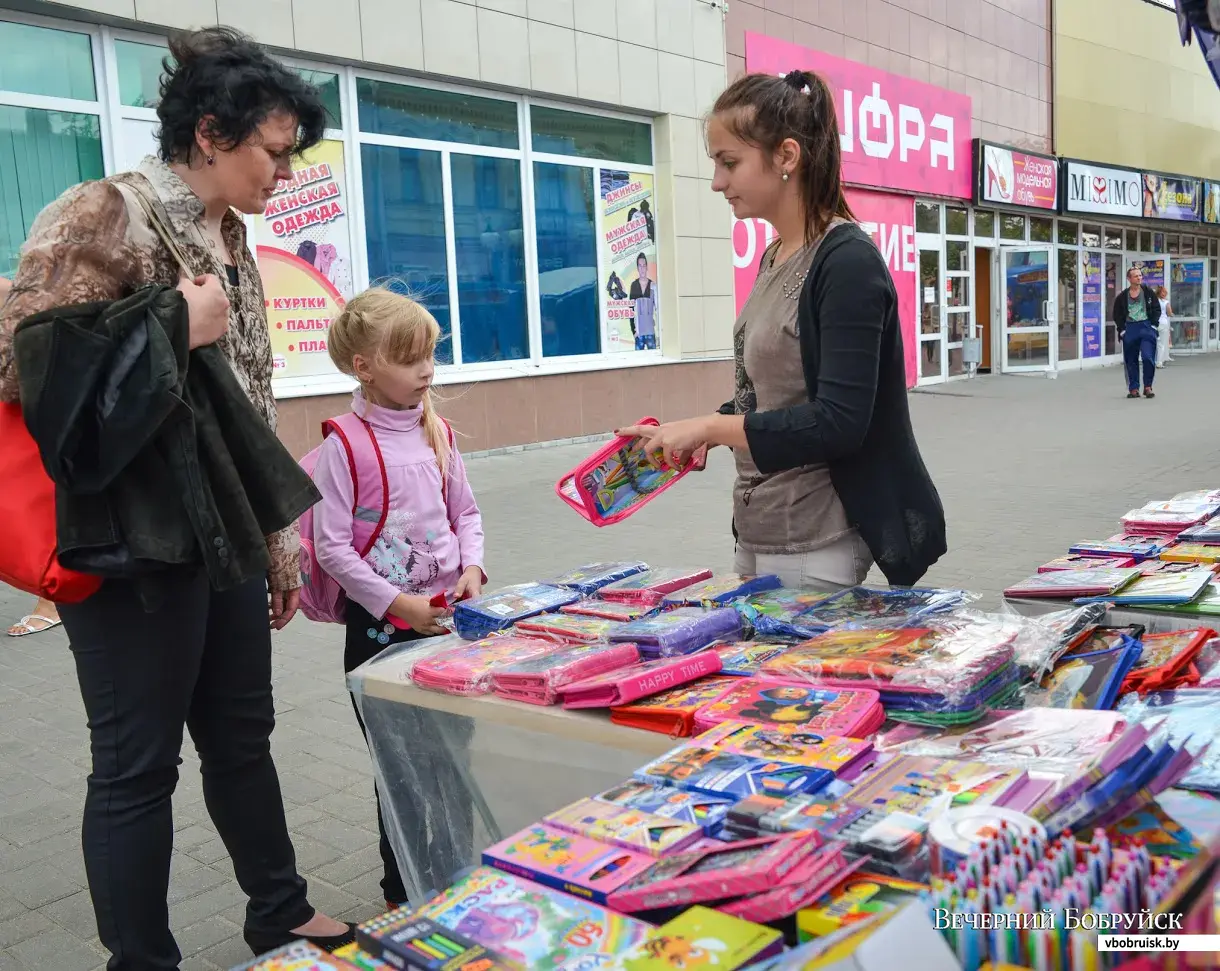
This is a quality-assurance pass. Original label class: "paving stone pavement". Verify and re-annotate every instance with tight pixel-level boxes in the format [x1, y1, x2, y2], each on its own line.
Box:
[1, 357, 1217, 969]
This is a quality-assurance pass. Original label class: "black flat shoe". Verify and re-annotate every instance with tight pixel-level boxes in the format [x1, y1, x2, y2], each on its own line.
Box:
[244, 922, 356, 957]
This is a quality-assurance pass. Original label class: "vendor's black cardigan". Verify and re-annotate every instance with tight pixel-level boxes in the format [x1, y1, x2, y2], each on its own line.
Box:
[721, 222, 946, 587]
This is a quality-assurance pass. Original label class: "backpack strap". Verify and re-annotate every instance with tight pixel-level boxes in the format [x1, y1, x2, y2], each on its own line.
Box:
[322, 412, 389, 557]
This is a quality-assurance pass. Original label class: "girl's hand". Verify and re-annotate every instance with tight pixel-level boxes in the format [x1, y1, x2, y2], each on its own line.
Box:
[454, 566, 485, 600]
[389, 593, 447, 635]
[616, 418, 711, 470]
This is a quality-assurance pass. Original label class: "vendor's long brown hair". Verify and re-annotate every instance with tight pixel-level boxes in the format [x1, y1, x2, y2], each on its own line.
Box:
[712, 71, 853, 243]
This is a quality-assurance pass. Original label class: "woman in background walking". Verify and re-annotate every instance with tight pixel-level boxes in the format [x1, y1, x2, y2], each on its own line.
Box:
[1156, 285, 1173, 368]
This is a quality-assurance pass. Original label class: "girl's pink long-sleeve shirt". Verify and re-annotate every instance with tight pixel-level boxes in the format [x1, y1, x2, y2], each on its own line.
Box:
[313, 392, 485, 621]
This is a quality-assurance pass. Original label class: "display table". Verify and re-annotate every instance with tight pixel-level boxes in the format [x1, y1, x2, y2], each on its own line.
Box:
[347, 647, 676, 904]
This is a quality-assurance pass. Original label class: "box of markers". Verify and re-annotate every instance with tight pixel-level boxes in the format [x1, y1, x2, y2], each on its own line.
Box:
[356, 910, 519, 971]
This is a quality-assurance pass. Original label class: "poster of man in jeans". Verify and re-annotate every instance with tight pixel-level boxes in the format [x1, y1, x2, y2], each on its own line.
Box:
[601, 170, 659, 351]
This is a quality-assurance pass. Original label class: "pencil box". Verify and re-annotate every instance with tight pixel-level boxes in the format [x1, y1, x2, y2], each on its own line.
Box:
[452, 583, 582, 639]
[717, 846, 856, 923]
[610, 676, 739, 736]
[491, 642, 640, 705]
[1159, 543, 1220, 565]
[545, 797, 704, 857]
[411, 635, 564, 695]
[696, 720, 877, 777]
[660, 574, 783, 607]
[512, 612, 627, 643]
[593, 780, 734, 835]
[355, 911, 518, 971]
[634, 741, 835, 799]
[598, 568, 715, 605]
[545, 562, 649, 595]
[692, 678, 885, 738]
[561, 651, 724, 708]
[608, 607, 742, 658]
[555, 418, 692, 526]
[606, 832, 821, 913]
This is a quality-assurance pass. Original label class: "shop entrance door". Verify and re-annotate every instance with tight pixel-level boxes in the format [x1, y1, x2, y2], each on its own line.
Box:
[1001, 246, 1055, 372]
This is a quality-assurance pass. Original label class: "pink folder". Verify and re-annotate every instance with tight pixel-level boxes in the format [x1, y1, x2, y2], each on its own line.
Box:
[560, 651, 723, 709]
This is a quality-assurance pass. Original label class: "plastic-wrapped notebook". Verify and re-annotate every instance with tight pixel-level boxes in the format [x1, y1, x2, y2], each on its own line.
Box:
[599, 568, 714, 605]
[561, 599, 654, 621]
[232, 941, 364, 970]
[634, 741, 834, 799]
[544, 797, 704, 857]
[1121, 628, 1214, 694]
[608, 607, 742, 658]
[615, 906, 783, 970]
[594, 780, 734, 834]
[452, 583, 582, 639]
[660, 574, 783, 607]
[610, 675, 738, 736]
[544, 562, 648, 595]
[1021, 640, 1142, 710]
[712, 641, 794, 676]
[561, 651, 724, 709]
[512, 612, 626, 643]
[1069, 534, 1177, 562]
[1074, 567, 1214, 606]
[412, 636, 562, 696]
[692, 678, 884, 738]
[802, 587, 970, 629]
[696, 720, 876, 777]
[1159, 543, 1220, 565]
[555, 419, 692, 526]
[1005, 567, 1141, 599]
[414, 866, 650, 967]
[733, 589, 836, 639]
[1038, 553, 1137, 572]
[491, 642, 640, 705]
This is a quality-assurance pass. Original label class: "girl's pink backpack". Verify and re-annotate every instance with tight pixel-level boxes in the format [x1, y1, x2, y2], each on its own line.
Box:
[298, 413, 389, 624]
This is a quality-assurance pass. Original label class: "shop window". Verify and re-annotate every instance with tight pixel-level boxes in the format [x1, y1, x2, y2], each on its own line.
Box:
[1105, 227, 1122, 250]
[356, 77, 518, 149]
[947, 310, 968, 340]
[115, 39, 167, 108]
[946, 277, 969, 308]
[1125, 229, 1138, 250]
[531, 106, 651, 166]
[945, 206, 968, 236]
[0, 105, 104, 275]
[0, 20, 96, 100]
[1168, 235, 1180, 255]
[1212, 239, 1219, 256]
[916, 202, 940, 233]
[1181, 237, 1195, 256]
[1140, 231, 1153, 253]
[1000, 213, 1025, 241]
[1057, 221, 1078, 246]
[297, 69, 343, 129]
[946, 240, 969, 272]
[1198, 236, 1210, 255]
[974, 210, 995, 238]
[1058, 248, 1078, 363]
[451, 154, 528, 363]
[921, 340, 942, 379]
[534, 162, 599, 357]
[1030, 217, 1053, 243]
[948, 345, 965, 377]
[1081, 224, 1101, 248]
[360, 144, 453, 364]
[1154, 232, 1166, 253]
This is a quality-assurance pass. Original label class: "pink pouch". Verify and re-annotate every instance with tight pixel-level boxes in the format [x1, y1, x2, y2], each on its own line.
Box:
[560, 651, 724, 709]
[598, 568, 714, 605]
[491, 643, 640, 706]
[555, 418, 693, 526]
[411, 636, 563, 696]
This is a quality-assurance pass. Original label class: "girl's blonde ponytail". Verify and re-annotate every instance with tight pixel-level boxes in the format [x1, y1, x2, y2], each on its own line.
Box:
[420, 388, 451, 485]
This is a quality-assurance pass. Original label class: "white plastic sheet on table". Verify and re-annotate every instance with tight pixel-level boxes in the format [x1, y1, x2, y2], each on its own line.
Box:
[346, 638, 674, 904]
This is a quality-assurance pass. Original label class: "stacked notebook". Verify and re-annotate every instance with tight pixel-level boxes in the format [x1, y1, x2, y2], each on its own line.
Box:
[1004, 567, 1141, 599]
[1073, 567, 1214, 606]
[1069, 534, 1177, 561]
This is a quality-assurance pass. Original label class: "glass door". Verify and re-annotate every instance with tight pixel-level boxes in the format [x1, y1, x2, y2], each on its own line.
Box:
[1169, 258, 1208, 352]
[1104, 253, 1122, 356]
[919, 246, 945, 382]
[1001, 246, 1055, 372]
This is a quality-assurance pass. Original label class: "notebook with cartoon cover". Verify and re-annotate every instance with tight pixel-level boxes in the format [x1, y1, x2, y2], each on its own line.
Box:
[733, 589, 837, 639]
[802, 587, 968, 629]
[634, 741, 834, 799]
[692, 679, 884, 737]
[610, 675, 739, 736]
[712, 642, 795, 677]
[1159, 543, 1220, 564]
[696, 720, 876, 777]
[615, 906, 782, 971]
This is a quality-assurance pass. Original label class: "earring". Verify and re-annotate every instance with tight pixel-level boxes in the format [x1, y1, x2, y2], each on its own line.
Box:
[782, 171, 790, 182]
[206, 155, 215, 166]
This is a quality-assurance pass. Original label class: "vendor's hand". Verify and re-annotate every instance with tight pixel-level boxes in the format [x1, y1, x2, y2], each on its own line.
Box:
[616, 418, 711, 471]
[389, 593, 447, 635]
[269, 587, 300, 630]
[454, 566, 485, 601]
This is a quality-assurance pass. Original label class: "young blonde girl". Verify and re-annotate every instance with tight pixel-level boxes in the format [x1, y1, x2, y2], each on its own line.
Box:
[313, 287, 485, 906]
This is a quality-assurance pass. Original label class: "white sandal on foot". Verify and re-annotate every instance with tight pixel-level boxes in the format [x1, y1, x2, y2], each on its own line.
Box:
[6, 614, 62, 637]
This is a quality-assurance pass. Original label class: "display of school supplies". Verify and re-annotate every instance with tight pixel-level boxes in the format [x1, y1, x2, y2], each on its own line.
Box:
[660, 574, 783, 607]
[926, 806, 1046, 877]
[1004, 567, 1141, 599]
[232, 942, 365, 971]
[732, 588, 837, 639]
[610, 676, 738, 736]
[608, 607, 742, 658]
[512, 612, 626, 643]
[1121, 501, 1214, 534]
[481, 823, 656, 904]
[606, 832, 822, 913]
[491, 642, 640, 705]
[1178, 514, 1220, 543]
[1074, 566, 1214, 606]
[598, 568, 714, 605]
[1022, 637, 1142, 710]
[561, 652, 724, 709]
[555, 419, 694, 526]
[844, 755, 1038, 817]
[412, 635, 563, 695]
[1121, 628, 1213, 694]
[594, 780, 734, 834]
[544, 797, 704, 857]
[1116, 689, 1220, 793]
[802, 587, 972, 629]
[634, 740, 835, 799]
[718, 844, 852, 922]
[414, 867, 650, 968]
[452, 583, 582, 639]
[616, 905, 784, 970]
[355, 911, 518, 971]
[797, 872, 928, 940]
[712, 641, 794, 676]
[544, 561, 648, 595]
[1068, 533, 1175, 561]
[560, 599, 654, 621]
[1037, 553, 1136, 572]
[692, 678, 885, 737]
[696, 720, 877, 777]
[1159, 542, 1220, 564]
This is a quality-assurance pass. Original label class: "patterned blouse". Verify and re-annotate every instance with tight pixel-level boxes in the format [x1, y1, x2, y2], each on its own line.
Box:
[0, 157, 300, 592]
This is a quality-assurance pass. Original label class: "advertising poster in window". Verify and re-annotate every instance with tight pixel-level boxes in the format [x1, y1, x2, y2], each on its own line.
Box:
[1082, 251, 1103, 358]
[1205, 182, 1220, 225]
[600, 170, 658, 352]
[1142, 174, 1202, 222]
[1135, 257, 1166, 290]
[253, 139, 353, 380]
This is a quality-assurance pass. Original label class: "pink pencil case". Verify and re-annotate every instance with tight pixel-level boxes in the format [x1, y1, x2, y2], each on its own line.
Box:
[718, 847, 858, 923]
[691, 677, 885, 738]
[412, 635, 562, 696]
[513, 613, 627, 643]
[555, 418, 693, 526]
[560, 651, 723, 709]
[491, 643, 640, 706]
[606, 832, 821, 913]
[598, 568, 714, 605]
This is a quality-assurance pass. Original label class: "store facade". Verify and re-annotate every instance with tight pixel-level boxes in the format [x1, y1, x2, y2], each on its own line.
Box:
[0, 1, 733, 454]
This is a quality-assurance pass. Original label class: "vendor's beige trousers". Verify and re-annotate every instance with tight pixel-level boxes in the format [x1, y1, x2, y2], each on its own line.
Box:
[734, 531, 873, 593]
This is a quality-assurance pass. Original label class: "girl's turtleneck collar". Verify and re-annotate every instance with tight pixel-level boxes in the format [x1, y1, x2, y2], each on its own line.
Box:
[352, 388, 423, 432]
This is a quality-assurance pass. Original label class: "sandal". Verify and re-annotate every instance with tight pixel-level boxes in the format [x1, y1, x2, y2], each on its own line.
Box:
[1144, 388, 1156, 399]
[6, 614, 62, 637]
[1127, 391, 1140, 399]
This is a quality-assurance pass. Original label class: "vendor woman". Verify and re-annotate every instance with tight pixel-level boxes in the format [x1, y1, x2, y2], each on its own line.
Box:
[618, 70, 946, 591]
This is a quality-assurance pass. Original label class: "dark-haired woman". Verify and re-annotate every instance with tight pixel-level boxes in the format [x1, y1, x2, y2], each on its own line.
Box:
[619, 71, 945, 591]
[0, 27, 352, 969]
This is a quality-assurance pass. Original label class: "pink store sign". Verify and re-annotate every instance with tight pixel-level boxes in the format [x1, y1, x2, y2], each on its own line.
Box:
[745, 33, 973, 200]
[732, 188, 918, 389]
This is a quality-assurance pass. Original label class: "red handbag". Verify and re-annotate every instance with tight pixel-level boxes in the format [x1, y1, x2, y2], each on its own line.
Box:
[0, 401, 101, 603]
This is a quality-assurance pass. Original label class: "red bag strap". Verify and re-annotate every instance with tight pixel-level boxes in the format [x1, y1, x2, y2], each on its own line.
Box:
[322, 413, 389, 557]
